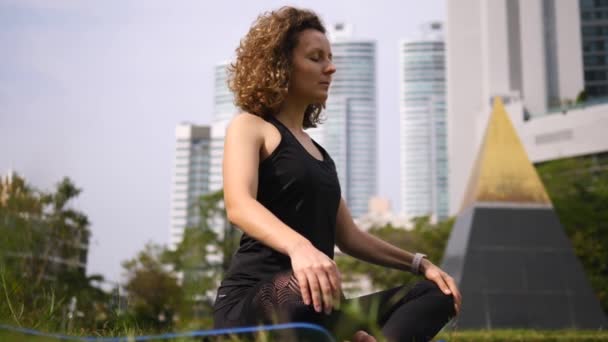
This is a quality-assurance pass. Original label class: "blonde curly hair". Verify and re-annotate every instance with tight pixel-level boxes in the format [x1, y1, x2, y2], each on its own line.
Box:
[228, 6, 327, 128]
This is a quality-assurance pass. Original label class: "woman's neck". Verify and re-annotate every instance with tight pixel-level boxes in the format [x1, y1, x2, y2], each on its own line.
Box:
[276, 97, 309, 132]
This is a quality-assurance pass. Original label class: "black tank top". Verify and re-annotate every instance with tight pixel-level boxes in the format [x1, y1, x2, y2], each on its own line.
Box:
[219, 114, 342, 288]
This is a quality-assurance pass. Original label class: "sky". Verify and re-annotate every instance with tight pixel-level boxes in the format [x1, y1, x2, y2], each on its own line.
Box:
[0, 0, 444, 283]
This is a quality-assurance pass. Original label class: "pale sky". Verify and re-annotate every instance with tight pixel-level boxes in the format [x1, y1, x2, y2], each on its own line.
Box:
[0, 0, 444, 283]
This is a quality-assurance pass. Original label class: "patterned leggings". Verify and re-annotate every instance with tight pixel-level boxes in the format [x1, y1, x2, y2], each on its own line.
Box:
[213, 271, 456, 342]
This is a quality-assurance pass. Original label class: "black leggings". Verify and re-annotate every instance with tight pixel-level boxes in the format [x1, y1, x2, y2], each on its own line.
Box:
[213, 272, 456, 341]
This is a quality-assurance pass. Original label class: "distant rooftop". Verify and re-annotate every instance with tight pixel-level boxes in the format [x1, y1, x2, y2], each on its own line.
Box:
[528, 95, 608, 120]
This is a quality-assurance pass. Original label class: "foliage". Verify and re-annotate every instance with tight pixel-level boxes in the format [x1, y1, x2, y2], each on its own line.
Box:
[121, 243, 183, 332]
[575, 89, 588, 104]
[0, 173, 108, 332]
[2, 327, 608, 342]
[126, 189, 239, 329]
[536, 154, 608, 314]
[434, 329, 608, 341]
[336, 216, 454, 294]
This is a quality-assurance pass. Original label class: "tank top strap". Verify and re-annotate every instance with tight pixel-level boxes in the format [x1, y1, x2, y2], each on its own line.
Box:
[264, 114, 290, 140]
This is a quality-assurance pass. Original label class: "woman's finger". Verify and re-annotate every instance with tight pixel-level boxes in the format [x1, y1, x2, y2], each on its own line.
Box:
[326, 262, 341, 308]
[316, 268, 334, 314]
[295, 271, 311, 306]
[440, 273, 461, 315]
[444, 274, 462, 306]
[305, 269, 323, 313]
[433, 273, 451, 295]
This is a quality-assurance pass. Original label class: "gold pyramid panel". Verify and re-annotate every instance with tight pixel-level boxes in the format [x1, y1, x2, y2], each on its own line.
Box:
[460, 97, 552, 211]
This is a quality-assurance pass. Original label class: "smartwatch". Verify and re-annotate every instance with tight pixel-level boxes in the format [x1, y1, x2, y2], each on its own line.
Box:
[412, 253, 427, 275]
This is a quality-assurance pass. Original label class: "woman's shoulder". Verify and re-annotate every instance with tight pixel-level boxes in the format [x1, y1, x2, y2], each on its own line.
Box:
[228, 112, 267, 127]
[226, 113, 281, 150]
[226, 112, 267, 136]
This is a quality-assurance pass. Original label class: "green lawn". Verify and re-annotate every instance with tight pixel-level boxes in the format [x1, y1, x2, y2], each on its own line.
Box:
[434, 329, 608, 341]
[2, 328, 608, 342]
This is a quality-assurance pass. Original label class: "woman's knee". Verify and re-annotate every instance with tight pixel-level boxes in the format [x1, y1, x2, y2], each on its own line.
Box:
[414, 280, 456, 316]
[257, 272, 317, 322]
[281, 301, 321, 323]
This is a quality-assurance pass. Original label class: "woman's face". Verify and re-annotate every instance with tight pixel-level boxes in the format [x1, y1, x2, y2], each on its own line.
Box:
[288, 29, 336, 104]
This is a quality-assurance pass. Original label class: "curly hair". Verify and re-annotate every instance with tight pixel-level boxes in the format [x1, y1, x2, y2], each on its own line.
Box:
[228, 6, 327, 128]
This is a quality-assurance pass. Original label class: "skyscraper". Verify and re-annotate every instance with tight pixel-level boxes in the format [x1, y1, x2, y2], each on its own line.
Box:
[580, 0, 608, 97]
[213, 62, 239, 123]
[168, 124, 211, 250]
[209, 62, 239, 194]
[446, 0, 584, 214]
[311, 24, 377, 218]
[399, 22, 449, 221]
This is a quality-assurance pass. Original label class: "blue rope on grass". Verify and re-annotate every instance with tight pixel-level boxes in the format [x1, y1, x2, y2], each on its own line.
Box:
[0, 322, 336, 341]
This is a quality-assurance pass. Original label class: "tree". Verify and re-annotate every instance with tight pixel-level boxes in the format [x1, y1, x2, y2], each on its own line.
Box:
[575, 89, 588, 104]
[122, 243, 183, 331]
[335, 217, 454, 294]
[162, 189, 240, 327]
[0, 173, 107, 331]
[536, 155, 608, 314]
[34, 177, 90, 286]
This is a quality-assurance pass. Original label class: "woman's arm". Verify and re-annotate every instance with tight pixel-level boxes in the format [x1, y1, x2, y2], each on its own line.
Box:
[223, 114, 307, 255]
[223, 113, 341, 314]
[335, 197, 423, 272]
[334, 197, 462, 314]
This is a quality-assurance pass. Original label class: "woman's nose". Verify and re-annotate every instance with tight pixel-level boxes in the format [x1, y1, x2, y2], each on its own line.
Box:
[325, 61, 336, 75]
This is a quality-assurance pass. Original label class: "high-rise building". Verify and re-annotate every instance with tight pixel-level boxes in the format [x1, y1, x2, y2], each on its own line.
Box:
[168, 124, 211, 250]
[310, 24, 377, 218]
[207, 61, 241, 243]
[213, 62, 239, 123]
[446, 0, 584, 214]
[580, 0, 608, 97]
[399, 22, 449, 221]
[209, 62, 239, 194]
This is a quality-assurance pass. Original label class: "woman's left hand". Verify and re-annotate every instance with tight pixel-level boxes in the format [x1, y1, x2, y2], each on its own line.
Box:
[421, 260, 462, 316]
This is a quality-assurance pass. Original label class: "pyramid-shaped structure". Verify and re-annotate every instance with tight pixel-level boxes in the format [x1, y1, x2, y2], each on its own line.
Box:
[441, 97, 607, 329]
[460, 98, 551, 210]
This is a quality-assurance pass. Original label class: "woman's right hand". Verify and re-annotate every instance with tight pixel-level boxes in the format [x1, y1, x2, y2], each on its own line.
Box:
[288, 240, 342, 315]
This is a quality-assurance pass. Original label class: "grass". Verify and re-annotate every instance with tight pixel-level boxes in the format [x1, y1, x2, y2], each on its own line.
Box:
[0, 322, 334, 341]
[1, 326, 608, 342]
[1, 272, 606, 341]
[434, 329, 608, 341]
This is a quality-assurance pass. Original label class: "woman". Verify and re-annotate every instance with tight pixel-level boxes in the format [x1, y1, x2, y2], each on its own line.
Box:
[213, 6, 461, 342]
